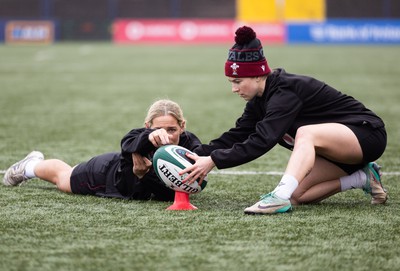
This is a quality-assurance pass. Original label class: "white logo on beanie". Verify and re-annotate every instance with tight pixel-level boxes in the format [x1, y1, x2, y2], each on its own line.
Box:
[261, 65, 265, 72]
[230, 63, 239, 75]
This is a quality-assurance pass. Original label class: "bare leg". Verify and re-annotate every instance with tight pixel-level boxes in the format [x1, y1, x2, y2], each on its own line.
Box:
[285, 123, 363, 182]
[272, 123, 363, 201]
[34, 159, 73, 193]
[291, 156, 347, 205]
[246, 124, 379, 214]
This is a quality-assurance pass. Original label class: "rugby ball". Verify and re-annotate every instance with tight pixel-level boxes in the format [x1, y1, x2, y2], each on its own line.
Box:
[153, 145, 207, 194]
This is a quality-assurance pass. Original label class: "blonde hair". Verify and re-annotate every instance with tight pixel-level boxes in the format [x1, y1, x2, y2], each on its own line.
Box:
[145, 99, 185, 128]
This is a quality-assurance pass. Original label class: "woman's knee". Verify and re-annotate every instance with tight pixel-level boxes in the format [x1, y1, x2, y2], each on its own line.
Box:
[294, 126, 316, 148]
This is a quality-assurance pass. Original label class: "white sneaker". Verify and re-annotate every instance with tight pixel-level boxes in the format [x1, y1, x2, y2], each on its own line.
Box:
[3, 151, 44, 186]
[244, 192, 292, 215]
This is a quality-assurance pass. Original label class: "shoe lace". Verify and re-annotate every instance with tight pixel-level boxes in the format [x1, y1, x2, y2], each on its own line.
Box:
[260, 192, 272, 200]
[259, 192, 279, 203]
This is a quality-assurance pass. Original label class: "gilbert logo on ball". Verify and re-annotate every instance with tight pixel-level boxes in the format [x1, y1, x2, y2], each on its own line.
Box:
[153, 145, 207, 194]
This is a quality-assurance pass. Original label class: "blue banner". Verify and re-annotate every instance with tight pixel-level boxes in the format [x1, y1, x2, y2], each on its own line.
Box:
[0, 21, 5, 42]
[288, 20, 400, 44]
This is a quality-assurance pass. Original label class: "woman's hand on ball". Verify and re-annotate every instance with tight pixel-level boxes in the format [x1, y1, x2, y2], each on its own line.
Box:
[148, 128, 170, 147]
[180, 154, 215, 185]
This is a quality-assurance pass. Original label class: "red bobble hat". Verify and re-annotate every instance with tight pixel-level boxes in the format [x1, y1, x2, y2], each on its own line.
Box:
[225, 26, 271, 78]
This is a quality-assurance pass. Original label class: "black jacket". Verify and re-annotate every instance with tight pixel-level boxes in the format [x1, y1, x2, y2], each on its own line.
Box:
[115, 129, 201, 200]
[194, 69, 384, 169]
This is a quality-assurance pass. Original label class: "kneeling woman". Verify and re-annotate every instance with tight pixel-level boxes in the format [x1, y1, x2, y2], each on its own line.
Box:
[181, 26, 387, 214]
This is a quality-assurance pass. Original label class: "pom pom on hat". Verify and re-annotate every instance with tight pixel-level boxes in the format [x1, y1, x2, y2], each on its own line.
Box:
[234, 26, 256, 45]
[225, 26, 271, 78]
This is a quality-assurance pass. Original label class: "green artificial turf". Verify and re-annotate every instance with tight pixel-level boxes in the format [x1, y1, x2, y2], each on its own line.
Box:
[0, 43, 399, 271]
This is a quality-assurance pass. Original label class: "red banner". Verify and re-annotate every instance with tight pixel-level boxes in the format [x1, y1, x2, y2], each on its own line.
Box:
[113, 20, 285, 44]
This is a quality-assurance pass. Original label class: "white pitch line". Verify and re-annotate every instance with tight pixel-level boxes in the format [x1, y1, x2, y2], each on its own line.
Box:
[210, 170, 400, 176]
[1, 169, 400, 176]
[210, 170, 284, 176]
[0, 170, 400, 176]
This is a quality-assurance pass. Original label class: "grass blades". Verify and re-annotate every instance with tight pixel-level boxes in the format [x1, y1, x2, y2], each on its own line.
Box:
[0, 44, 399, 271]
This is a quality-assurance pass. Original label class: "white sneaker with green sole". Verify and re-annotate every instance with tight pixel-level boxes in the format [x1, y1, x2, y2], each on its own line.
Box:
[244, 192, 292, 215]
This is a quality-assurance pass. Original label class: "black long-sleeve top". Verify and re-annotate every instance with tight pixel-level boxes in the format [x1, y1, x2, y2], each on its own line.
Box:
[115, 128, 201, 199]
[120, 128, 201, 170]
[194, 68, 385, 169]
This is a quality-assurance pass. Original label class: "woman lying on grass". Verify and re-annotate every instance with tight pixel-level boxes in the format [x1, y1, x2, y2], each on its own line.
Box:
[3, 99, 201, 201]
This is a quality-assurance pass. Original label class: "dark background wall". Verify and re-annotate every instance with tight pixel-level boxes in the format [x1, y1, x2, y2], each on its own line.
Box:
[0, 0, 398, 40]
[0, 0, 236, 19]
[0, 0, 235, 40]
[326, 0, 400, 18]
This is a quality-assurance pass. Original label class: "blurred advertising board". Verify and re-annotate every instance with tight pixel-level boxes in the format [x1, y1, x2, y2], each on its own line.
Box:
[5, 20, 56, 44]
[288, 20, 400, 44]
[0, 21, 5, 42]
[113, 20, 285, 44]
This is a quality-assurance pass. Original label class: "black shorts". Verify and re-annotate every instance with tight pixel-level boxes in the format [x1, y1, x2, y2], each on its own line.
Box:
[331, 124, 387, 174]
[70, 152, 175, 201]
[70, 152, 120, 197]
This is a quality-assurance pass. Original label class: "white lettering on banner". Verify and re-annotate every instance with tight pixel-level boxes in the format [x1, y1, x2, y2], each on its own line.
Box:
[179, 21, 232, 40]
[125, 22, 145, 40]
[12, 26, 49, 40]
[179, 21, 198, 40]
[146, 25, 176, 37]
[370, 26, 400, 39]
[311, 24, 400, 42]
[115, 20, 285, 43]
[125, 22, 177, 40]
